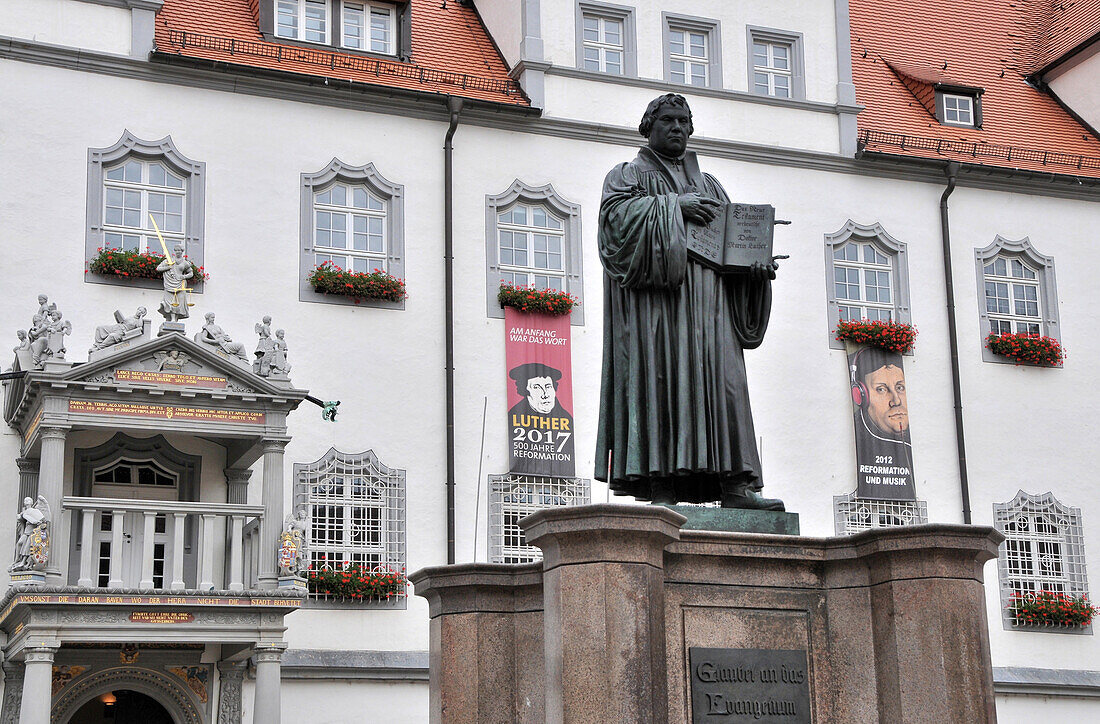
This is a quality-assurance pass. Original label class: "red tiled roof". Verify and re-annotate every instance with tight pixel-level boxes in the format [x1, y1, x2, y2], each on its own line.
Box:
[153, 0, 529, 107]
[851, 0, 1100, 177]
[1025, 0, 1100, 73]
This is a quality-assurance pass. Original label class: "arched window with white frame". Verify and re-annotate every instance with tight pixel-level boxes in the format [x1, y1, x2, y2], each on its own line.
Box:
[824, 221, 912, 349]
[486, 180, 584, 324]
[86, 132, 205, 289]
[974, 236, 1060, 363]
[300, 159, 405, 307]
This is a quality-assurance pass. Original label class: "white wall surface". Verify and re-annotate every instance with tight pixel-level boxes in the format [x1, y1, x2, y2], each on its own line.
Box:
[1047, 49, 1100, 132]
[473, 0, 523, 67]
[995, 694, 1100, 722]
[0, 0, 131, 56]
[3, 16, 1100, 716]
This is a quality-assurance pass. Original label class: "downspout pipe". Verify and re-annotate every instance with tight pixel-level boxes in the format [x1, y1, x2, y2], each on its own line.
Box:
[939, 161, 972, 524]
[444, 96, 463, 564]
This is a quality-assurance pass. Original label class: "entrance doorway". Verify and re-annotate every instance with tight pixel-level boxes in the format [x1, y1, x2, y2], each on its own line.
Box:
[67, 690, 173, 724]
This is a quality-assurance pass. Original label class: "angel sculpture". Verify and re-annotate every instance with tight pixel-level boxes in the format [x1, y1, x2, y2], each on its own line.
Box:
[277, 510, 310, 577]
[10, 496, 51, 572]
[155, 349, 192, 373]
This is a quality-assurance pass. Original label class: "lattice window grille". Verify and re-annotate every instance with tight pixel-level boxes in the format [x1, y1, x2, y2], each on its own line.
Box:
[994, 491, 1089, 629]
[833, 492, 928, 535]
[488, 474, 591, 563]
[295, 450, 406, 602]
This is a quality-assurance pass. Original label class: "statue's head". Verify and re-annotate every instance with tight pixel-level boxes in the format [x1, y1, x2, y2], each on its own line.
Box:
[16, 330, 26, 340]
[49, 310, 62, 321]
[276, 329, 285, 339]
[639, 94, 694, 157]
[37, 294, 47, 305]
[23, 497, 32, 507]
[263, 315, 272, 324]
[173, 244, 184, 259]
[136, 306, 147, 317]
[204, 312, 215, 323]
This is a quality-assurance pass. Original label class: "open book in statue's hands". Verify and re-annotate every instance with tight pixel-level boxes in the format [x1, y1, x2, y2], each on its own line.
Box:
[685, 203, 777, 272]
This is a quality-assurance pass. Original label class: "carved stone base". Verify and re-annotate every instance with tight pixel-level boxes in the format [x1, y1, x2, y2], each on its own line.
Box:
[42, 358, 71, 373]
[9, 570, 45, 586]
[657, 504, 800, 534]
[158, 321, 187, 337]
[278, 576, 306, 592]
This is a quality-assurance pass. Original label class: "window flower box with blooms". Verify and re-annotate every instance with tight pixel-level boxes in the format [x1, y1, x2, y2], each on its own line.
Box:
[1009, 590, 1095, 628]
[498, 282, 578, 317]
[834, 319, 917, 354]
[307, 261, 406, 303]
[306, 564, 407, 602]
[986, 332, 1064, 366]
[88, 247, 208, 282]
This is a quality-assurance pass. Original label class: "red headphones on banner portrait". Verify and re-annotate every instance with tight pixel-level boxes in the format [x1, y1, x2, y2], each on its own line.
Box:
[850, 347, 869, 408]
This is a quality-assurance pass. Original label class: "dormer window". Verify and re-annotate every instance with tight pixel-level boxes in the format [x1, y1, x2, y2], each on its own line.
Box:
[935, 85, 983, 128]
[265, 1, 408, 58]
[276, 0, 329, 44]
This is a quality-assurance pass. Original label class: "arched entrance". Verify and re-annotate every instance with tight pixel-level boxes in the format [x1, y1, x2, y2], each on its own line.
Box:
[52, 667, 203, 724]
[66, 690, 172, 724]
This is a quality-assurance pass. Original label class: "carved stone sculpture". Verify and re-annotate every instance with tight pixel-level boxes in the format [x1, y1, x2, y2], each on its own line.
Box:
[10, 496, 51, 572]
[156, 244, 194, 324]
[13, 330, 29, 353]
[195, 313, 248, 362]
[270, 329, 291, 376]
[277, 510, 309, 577]
[253, 316, 274, 376]
[596, 94, 784, 510]
[91, 307, 147, 351]
[154, 349, 192, 372]
[28, 303, 70, 368]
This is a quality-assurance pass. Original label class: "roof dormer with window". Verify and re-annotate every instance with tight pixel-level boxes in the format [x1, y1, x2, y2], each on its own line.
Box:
[259, 0, 412, 60]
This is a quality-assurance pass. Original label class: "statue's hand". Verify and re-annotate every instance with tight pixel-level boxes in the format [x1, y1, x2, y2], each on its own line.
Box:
[678, 194, 722, 224]
[749, 260, 778, 281]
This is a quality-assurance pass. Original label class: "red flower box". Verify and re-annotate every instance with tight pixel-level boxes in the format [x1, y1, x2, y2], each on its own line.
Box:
[88, 247, 208, 282]
[834, 319, 917, 354]
[986, 331, 1064, 366]
[498, 282, 577, 316]
[306, 564, 407, 601]
[1009, 590, 1094, 627]
[307, 261, 406, 303]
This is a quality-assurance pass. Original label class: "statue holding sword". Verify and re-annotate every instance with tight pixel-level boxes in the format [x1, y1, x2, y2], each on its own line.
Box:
[150, 215, 194, 328]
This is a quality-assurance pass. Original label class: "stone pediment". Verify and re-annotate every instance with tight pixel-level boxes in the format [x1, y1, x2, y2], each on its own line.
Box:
[60, 333, 289, 397]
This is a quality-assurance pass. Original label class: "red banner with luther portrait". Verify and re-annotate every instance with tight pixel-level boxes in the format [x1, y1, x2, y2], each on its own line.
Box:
[504, 308, 575, 477]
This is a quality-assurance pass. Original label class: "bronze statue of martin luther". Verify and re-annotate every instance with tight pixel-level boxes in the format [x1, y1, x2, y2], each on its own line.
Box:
[595, 94, 784, 510]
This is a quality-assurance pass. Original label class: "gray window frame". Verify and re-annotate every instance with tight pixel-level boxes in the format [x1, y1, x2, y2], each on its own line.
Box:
[934, 84, 984, 129]
[746, 26, 806, 101]
[974, 235, 1060, 365]
[300, 158, 405, 309]
[485, 180, 584, 325]
[86, 131, 206, 291]
[662, 12, 722, 89]
[833, 491, 928, 536]
[994, 490, 1091, 634]
[575, 1, 637, 77]
[293, 447, 407, 610]
[824, 220, 912, 350]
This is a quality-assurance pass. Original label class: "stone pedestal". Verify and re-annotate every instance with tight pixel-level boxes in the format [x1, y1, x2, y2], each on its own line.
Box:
[158, 321, 186, 336]
[278, 576, 306, 592]
[412, 504, 1003, 724]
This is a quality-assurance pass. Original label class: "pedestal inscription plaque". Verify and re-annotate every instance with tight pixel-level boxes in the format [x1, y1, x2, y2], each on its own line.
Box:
[688, 647, 811, 723]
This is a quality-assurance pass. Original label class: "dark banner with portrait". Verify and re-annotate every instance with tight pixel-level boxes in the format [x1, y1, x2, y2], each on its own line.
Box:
[504, 308, 575, 477]
[846, 342, 916, 500]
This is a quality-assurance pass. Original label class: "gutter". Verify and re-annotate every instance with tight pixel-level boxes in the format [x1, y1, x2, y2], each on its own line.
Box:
[444, 96, 464, 565]
[938, 161, 972, 524]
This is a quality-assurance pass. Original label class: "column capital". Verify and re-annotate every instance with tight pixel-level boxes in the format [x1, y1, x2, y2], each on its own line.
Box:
[261, 439, 289, 454]
[22, 648, 56, 664]
[253, 644, 286, 664]
[217, 660, 247, 680]
[39, 427, 67, 441]
[224, 467, 254, 484]
[15, 458, 40, 474]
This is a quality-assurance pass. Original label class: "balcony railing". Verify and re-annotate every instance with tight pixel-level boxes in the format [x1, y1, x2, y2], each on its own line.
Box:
[62, 497, 264, 592]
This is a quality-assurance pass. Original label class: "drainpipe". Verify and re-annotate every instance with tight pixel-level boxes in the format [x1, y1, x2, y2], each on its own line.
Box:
[939, 161, 972, 524]
[444, 96, 464, 564]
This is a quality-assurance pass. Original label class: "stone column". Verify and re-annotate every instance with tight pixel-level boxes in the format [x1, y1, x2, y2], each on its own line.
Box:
[15, 458, 39, 504]
[251, 645, 285, 724]
[17, 647, 56, 724]
[2, 661, 25, 723]
[224, 468, 252, 505]
[258, 440, 287, 589]
[216, 661, 245, 724]
[37, 428, 67, 585]
[521, 504, 685, 724]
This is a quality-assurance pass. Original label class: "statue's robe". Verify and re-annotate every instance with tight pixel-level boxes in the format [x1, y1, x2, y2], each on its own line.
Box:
[595, 147, 772, 503]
